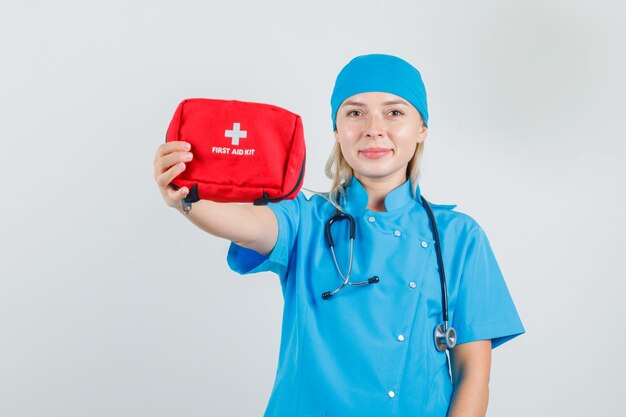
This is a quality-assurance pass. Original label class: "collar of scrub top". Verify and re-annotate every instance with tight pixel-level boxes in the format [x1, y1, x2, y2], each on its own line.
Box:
[342, 176, 422, 214]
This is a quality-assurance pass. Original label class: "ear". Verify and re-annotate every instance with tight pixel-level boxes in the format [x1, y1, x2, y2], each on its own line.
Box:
[333, 128, 340, 143]
[416, 122, 428, 144]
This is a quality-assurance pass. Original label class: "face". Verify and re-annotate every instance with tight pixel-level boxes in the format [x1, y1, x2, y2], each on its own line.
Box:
[334, 92, 427, 186]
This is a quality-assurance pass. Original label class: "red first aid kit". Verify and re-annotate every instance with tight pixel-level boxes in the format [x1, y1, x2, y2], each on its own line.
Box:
[165, 98, 306, 206]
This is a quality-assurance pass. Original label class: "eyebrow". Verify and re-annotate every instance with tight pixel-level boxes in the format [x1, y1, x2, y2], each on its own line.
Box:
[341, 99, 409, 107]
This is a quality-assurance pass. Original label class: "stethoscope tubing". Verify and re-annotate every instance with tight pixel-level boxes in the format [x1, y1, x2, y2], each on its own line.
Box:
[421, 196, 457, 351]
[421, 196, 449, 324]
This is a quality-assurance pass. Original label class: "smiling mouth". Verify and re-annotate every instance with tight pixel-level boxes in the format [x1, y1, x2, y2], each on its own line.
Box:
[360, 148, 392, 159]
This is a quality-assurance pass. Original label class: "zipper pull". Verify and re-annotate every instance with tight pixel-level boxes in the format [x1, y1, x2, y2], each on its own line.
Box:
[181, 199, 192, 214]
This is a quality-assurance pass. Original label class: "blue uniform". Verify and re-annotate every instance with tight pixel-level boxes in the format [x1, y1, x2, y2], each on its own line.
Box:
[227, 178, 525, 417]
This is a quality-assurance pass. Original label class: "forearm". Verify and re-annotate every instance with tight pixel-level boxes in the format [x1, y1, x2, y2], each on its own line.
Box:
[174, 199, 277, 255]
[446, 377, 489, 417]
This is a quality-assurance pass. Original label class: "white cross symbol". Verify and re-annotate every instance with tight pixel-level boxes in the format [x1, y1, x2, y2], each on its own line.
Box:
[225, 122, 247, 146]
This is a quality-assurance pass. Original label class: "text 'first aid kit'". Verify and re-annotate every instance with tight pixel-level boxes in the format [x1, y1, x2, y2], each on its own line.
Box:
[165, 98, 306, 206]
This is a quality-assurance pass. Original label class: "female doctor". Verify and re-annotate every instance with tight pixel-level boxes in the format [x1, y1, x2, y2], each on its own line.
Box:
[153, 54, 525, 417]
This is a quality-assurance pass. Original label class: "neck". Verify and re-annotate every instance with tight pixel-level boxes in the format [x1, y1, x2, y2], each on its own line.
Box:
[354, 172, 407, 212]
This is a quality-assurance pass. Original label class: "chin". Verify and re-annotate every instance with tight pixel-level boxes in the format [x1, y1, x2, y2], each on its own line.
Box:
[355, 169, 405, 182]
[347, 157, 408, 181]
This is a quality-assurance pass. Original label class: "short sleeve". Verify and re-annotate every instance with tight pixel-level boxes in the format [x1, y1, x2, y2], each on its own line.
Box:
[226, 193, 302, 279]
[451, 225, 525, 349]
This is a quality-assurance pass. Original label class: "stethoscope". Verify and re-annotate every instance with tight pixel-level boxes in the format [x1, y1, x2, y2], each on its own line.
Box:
[322, 195, 457, 352]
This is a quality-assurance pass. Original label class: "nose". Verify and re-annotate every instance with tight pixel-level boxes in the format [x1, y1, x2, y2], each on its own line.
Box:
[365, 113, 385, 138]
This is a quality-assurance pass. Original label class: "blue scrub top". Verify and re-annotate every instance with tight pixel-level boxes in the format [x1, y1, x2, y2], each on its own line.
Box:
[227, 178, 525, 417]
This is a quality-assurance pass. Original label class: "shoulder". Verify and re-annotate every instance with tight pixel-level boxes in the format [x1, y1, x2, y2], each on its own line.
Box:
[268, 190, 325, 207]
[423, 199, 484, 238]
[267, 190, 333, 219]
[292, 190, 333, 209]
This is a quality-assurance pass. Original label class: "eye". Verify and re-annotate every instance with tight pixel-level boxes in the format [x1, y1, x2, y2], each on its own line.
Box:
[347, 110, 362, 117]
[389, 109, 404, 116]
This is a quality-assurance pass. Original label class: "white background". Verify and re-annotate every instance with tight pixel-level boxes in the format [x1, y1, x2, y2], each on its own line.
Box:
[1, 0, 625, 416]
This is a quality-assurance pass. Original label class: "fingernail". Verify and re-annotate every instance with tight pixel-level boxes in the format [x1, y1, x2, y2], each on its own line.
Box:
[184, 142, 191, 150]
[178, 162, 185, 169]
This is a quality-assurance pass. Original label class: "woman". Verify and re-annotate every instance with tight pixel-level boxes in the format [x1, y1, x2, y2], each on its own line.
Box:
[153, 54, 525, 417]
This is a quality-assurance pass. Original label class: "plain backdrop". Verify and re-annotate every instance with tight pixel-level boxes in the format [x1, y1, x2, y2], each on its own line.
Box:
[1, 0, 625, 416]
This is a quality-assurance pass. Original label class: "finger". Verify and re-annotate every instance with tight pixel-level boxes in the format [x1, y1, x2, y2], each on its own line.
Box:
[166, 184, 189, 203]
[154, 150, 193, 178]
[154, 140, 192, 161]
[155, 160, 187, 189]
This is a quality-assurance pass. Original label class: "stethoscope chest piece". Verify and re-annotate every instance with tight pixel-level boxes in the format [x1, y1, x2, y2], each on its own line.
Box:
[434, 324, 457, 352]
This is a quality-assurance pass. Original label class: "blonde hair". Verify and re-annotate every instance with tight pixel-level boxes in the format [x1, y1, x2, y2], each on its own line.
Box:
[324, 139, 426, 210]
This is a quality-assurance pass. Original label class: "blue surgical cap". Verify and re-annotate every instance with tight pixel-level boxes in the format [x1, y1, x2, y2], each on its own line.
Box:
[330, 54, 429, 130]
